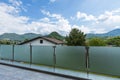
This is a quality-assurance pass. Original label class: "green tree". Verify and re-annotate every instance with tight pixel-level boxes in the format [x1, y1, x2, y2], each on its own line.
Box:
[65, 28, 86, 46]
[106, 36, 120, 46]
[89, 38, 106, 46]
[0, 40, 11, 44]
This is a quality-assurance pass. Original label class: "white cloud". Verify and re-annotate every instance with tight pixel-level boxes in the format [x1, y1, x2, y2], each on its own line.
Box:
[39, 17, 50, 22]
[72, 25, 91, 33]
[0, 2, 29, 34]
[103, 11, 120, 24]
[0, 3, 19, 14]
[27, 19, 71, 35]
[94, 8, 120, 33]
[41, 10, 71, 35]
[41, 10, 62, 20]
[76, 12, 96, 21]
[0, 2, 71, 35]
[1, 0, 120, 36]
[9, 0, 27, 12]
[97, 9, 120, 23]
[50, 0, 56, 3]
[9, 0, 22, 7]
[73, 8, 120, 33]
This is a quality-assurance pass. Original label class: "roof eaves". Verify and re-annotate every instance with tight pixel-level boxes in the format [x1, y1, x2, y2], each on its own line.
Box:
[19, 36, 64, 45]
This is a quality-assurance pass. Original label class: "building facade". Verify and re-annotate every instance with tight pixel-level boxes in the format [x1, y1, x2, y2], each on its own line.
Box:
[19, 37, 64, 46]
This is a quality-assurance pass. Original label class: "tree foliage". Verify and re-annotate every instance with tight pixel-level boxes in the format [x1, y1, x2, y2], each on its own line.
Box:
[88, 37, 106, 46]
[106, 36, 120, 46]
[0, 40, 18, 45]
[65, 28, 86, 46]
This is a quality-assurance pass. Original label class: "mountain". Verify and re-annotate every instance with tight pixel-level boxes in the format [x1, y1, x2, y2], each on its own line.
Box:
[0, 29, 120, 41]
[22, 33, 40, 40]
[0, 33, 41, 41]
[0, 33, 22, 40]
[106, 29, 120, 36]
[87, 29, 120, 38]
[0, 32, 64, 41]
[47, 31, 64, 40]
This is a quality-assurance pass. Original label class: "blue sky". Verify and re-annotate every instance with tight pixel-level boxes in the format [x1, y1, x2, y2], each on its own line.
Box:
[0, 0, 120, 35]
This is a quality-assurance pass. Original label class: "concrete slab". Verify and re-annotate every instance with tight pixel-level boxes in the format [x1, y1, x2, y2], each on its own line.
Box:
[0, 65, 73, 80]
[0, 60, 119, 80]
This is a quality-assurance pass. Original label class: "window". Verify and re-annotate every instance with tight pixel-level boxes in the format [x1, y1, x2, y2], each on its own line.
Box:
[40, 40, 43, 44]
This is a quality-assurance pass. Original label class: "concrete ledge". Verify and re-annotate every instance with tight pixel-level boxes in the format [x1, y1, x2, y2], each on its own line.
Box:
[0, 62, 89, 80]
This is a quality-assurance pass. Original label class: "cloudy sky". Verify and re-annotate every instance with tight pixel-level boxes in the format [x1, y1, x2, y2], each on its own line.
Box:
[0, 0, 120, 35]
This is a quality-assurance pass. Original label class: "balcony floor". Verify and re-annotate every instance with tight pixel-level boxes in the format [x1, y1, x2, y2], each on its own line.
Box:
[0, 64, 75, 80]
[0, 60, 120, 80]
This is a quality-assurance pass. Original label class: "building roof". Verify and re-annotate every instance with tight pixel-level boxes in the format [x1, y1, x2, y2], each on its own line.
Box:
[19, 36, 64, 45]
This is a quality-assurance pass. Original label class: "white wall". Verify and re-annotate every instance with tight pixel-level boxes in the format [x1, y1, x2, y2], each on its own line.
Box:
[23, 38, 61, 46]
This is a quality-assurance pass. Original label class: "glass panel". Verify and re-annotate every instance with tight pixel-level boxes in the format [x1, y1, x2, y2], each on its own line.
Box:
[55, 46, 86, 71]
[32, 46, 54, 66]
[89, 47, 120, 76]
[0, 45, 13, 60]
[14, 45, 30, 63]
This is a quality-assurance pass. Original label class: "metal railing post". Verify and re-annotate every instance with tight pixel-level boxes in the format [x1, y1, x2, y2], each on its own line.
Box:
[12, 45, 14, 63]
[30, 45, 32, 67]
[85, 46, 89, 78]
[0, 44, 1, 60]
[53, 46, 56, 72]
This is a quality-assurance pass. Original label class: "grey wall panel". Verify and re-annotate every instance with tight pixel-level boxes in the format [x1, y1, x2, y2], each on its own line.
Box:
[14, 45, 30, 62]
[0, 45, 13, 60]
[32, 46, 54, 66]
[55, 46, 86, 71]
[89, 47, 120, 76]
